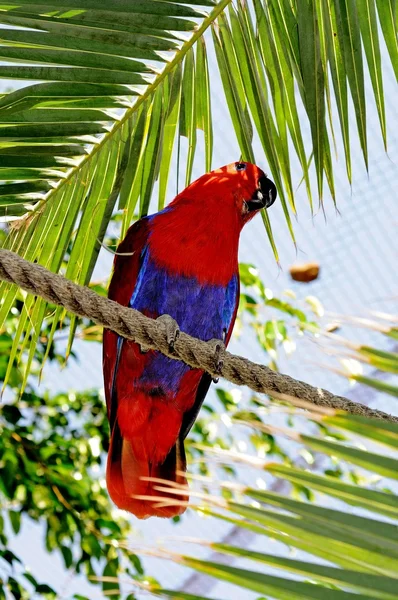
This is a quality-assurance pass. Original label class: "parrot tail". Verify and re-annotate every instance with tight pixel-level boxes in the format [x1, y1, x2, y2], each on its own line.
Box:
[106, 422, 189, 519]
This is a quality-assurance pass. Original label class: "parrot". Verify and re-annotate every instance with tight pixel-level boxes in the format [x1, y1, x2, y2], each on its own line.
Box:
[103, 162, 276, 519]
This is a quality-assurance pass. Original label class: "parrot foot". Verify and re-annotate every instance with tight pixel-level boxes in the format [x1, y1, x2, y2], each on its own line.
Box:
[157, 314, 180, 352]
[208, 338, 225, 383]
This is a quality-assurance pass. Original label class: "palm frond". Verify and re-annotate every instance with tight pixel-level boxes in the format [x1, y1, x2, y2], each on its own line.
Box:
[148, 409, 398, 599]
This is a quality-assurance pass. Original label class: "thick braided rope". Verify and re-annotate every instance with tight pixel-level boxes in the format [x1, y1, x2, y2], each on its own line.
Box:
[1, 248, 397, 423]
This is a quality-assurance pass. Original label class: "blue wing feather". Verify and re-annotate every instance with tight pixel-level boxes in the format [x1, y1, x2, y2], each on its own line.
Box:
[127, 250, 239, 397]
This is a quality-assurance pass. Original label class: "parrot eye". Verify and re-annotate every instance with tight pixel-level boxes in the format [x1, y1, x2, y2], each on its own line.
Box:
[235, 162, 247, 171]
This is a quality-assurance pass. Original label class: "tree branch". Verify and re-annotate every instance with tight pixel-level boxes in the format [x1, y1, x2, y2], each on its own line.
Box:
[0, 248, 397, 423]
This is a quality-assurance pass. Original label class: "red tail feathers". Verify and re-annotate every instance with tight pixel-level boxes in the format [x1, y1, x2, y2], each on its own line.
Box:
[106, 423, 188, 519]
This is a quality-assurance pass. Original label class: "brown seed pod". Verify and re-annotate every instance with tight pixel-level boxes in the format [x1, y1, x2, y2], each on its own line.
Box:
[289, 262, 320, 283]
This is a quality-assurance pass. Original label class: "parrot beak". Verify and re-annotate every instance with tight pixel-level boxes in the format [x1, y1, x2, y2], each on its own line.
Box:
[246, 175, 277, 212]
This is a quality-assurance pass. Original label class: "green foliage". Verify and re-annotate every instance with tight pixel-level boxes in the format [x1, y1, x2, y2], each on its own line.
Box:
[238, 262, 319, 369]
[150, 410, 398, 599]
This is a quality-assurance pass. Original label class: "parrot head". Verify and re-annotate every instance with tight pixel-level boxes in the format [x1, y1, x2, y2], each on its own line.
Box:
[150, 161, 277, 285]
[175, 161, 277, 227]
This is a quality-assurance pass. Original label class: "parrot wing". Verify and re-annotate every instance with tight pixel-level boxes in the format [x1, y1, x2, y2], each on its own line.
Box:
[103, 217, 150, 427]
[180, 273, 240, 439]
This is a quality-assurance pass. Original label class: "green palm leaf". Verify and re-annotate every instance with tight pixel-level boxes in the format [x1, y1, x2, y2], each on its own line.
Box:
[148, 410, 398, 599]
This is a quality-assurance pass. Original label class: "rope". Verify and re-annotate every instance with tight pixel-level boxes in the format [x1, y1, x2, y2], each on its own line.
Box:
[0, 248, 397, 424]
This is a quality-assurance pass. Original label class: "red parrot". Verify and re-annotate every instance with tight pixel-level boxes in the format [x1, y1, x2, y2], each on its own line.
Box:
[103, 162, 276, 518]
